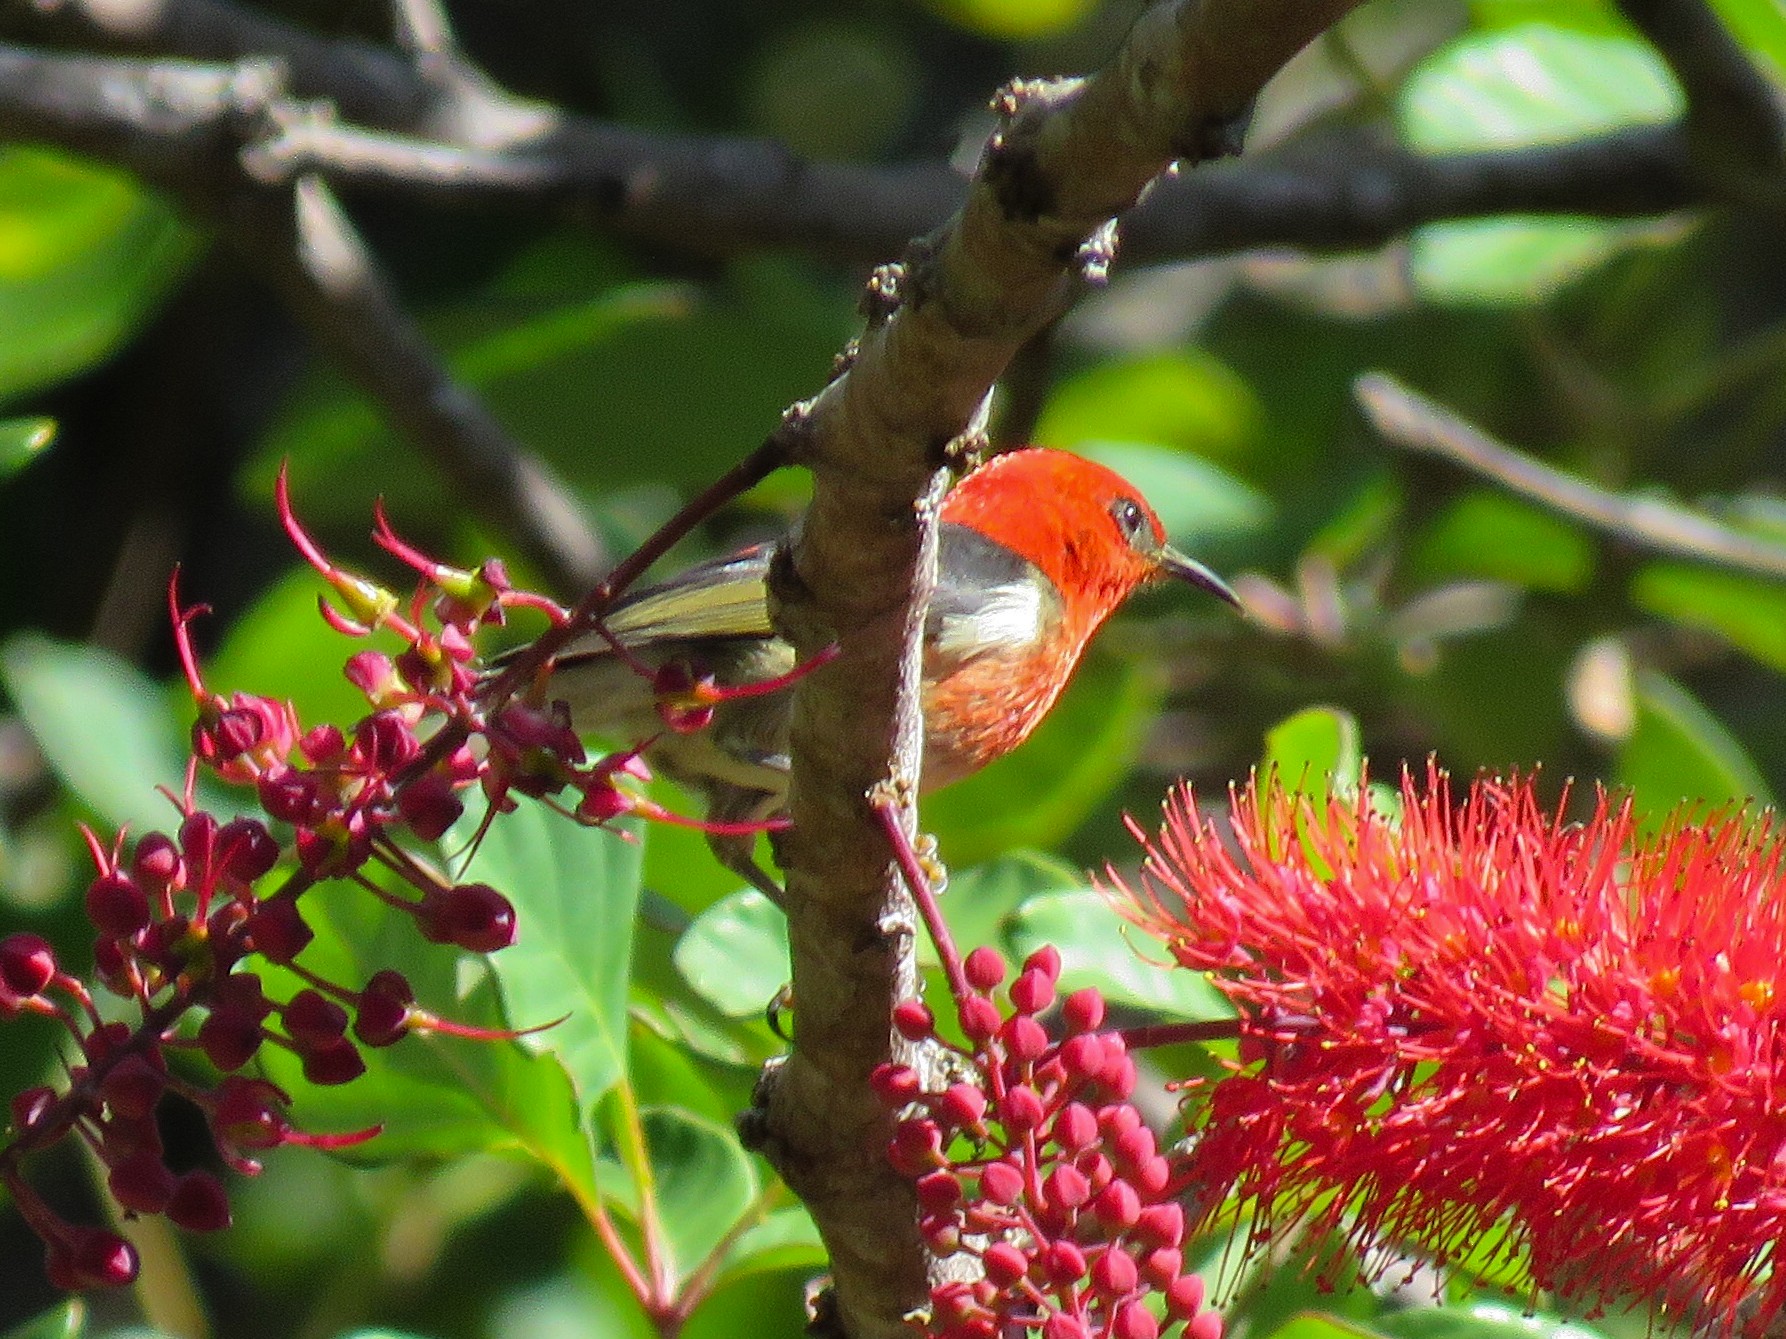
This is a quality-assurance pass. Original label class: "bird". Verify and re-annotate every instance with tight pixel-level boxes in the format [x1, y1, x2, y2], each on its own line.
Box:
[539, 447, 1239, 902]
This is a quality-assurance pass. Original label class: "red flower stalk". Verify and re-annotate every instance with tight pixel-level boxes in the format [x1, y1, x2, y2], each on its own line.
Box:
[1110, 768, 1786, 1336]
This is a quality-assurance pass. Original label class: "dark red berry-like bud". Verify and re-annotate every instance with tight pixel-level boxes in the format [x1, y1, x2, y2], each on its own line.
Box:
[915, 1171, 962, 1213]
[283, 989, 349, 1048]
[210, 1077, 290, 1150]
[1003, 1015, 1048, 1062]
[1095, 1180, 1142, 1231]
[300, 723, 347, 765]
[83, 1023, 132, 1064]
[246, 898, 312, 965]
[964, 946, 1007, 992]
[1022, 944, 1062, 983]
[1091, 1247, 1138, 1298]
[86, 872, 149, 938]
[420, 883, 516, 952]
[198, 1008, 264, 1072]
[257, 767, 319, 826]
[12, 1085, 57, 1129]
[167, 1170, 232, 1232]
[218, 818, 280, 885]
[1112, 1299, 1159, 1339]
[108, 1150, 177, 1214]
[1052, 1102, 1097, 1152]
[1043, 1239, 1088, 1283]
[888, 1120, 944, 1175]
[937, 1083, 987, 1129]
[101, 1055, 166, 1121]
[354, 970, 414, 1047]
[47, 1226, 138, 1290]
[870, 1063, 921, 1105]
[1143, 1247, 1183, 1290]
[1043, 1163, 1091, 1210]
[1165, 1274, 1207, 1321]
[998, 1085, 1044, 1132]
[132, 832, 183, 893]
[892, 999, 935, 1040]
[0, 933, 56, 996]
[301, 1038, 367, 1086]
[398, 772, 463, 841]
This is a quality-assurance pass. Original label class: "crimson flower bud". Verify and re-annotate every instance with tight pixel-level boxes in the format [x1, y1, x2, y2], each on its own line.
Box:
[246, 897, 313, 965]
[1095, 1179, 1142, 1231]
[999, 1085, 1045, 1131]
[964, 946, 1007, 991]
[398, 772, 463, 841]
[978, 1160, 1024, 1205]
[167, 1170, 232, 1232]
[1189, 1310, 1224, 1339]
[937, 1083, 987, 1129]
[1133, 1155, 1170, 1195]
[957, 996, 1000, 1042]
[1062, 987, 1105, 1034]
[1112, 1299, 1159, 1339]
[0, 932, 56, 997]
[1044, 1316, 1090, 1339]
[1165, 1274, 1208, 1321]
[86, 872, 149, 938]
[210, 1077, 291, 1151]
[892, 999, 935, 1040]
[419, 883, 516, 952]
[301, 1038, 367, 1086]
[1091, 1247, 1139, 1298]
[915, 1171, 962, 1213]
[1134, 1202, 1185, 1250]
[12, 1085, 56, 1130]
[888, 1119, 944, 1175]
[1042, 1239, 1088, 1282]
[1042, 1164, 1090, 1210]
[198, 1008, 264, 1072]
[982, 1242, 1029, 1287]
[1009, 967, 1056, 1016]
[1143, 1247, 1184, 1289]
[1052, 1102, 1097, 1153]
[131, 832, 183, 893]
[1022, 944, 1062, 983]
[869, 1063, 921, 1105]
[354, 970, 415, 1047]
[300, 723, 347, 765]
[218, 817, 280, 884]
[1003, 1015, 1048, 1062]
[83, 1022, 131, 1063]
[101, 1055, 166, 1121]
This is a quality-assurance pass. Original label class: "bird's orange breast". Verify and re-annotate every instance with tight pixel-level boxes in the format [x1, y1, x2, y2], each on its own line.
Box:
[918, 645, 1078, 790]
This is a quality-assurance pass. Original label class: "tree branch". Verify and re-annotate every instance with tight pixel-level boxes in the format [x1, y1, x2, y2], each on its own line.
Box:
[1356, 372, 1786, 580]
[0, 41, 606, 595]
[756, 1, 1362, 1334]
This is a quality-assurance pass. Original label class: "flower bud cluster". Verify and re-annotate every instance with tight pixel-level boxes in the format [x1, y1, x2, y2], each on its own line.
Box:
[1, 477, 687, 1292]
[874, 946, 1220, 1339]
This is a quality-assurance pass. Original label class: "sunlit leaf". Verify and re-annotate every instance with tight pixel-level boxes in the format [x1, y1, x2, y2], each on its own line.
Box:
[1615, 671, 1773, 829]
[936, 849, 1084, 971]
[0, 1301, 83, 1339]
[0, 148, 195, 403]
[673, 889, 788, 1019]
[1408, 490, 1594, 593]
[917, 0, 1097, 39]
[1034, 351, 1264, 473]
[1375, 1302, 1609, 1339]
[639, 1106, 757, 1283]
[1262, 706, 1363, 801]
[1008, 889, 1232, 1020]
[0, 417, 54, 477]
[1630, 561, 1786, 671]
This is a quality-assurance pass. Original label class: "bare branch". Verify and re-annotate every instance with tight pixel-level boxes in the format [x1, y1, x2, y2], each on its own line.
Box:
[1356, 372, 1786, 581]
[0, 42, 606, 595]
[756, 1, 1363, 1333]
[1616, 0, 1786, 204]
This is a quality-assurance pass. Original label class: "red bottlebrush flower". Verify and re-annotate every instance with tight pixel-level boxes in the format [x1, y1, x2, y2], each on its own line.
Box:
[1110, 768, 1786, 1337]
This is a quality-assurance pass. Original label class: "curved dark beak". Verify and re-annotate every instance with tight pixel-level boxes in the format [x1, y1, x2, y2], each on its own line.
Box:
[1155, 544, 1241, 609]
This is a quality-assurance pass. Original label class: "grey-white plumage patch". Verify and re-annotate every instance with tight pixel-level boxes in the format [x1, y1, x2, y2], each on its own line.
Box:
[931, 580, 1048, 658]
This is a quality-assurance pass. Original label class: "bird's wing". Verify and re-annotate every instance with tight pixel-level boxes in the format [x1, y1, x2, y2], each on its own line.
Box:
[602, 544, 776, 647]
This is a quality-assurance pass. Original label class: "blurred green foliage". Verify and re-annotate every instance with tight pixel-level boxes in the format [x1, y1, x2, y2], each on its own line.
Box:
[3, 0, 1784, 1337]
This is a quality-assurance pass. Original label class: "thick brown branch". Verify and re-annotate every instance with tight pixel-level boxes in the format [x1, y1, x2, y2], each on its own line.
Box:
[0, 41, 605, 595]
[758, 2, 1361, 1335]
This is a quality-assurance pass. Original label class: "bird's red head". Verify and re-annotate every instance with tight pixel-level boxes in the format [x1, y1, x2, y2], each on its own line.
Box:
[940, 448, 1235, 630]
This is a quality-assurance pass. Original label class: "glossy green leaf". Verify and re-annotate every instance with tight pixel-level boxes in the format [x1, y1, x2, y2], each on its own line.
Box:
[0, 633, 215, 833]
[257, 874, 594, 1186]
[337, 1331, 444, 1339]
[1262, 706, 1363, 801]
[673, 889, 789, 1019]
[1007, 889, 1231, 1020]
[640, 1106, 758, 1284]
[1408, 490, 1594, 593]
[1034, 351, 1264, 472]
[1630, 562, 1786, 671]
[1399, 26, 1684, 304]
[0, 1301, 83, 1339]
[926, 653, 1167, 867]
[935, 849, 1085, 970]
[0, 148, 196, 404]
[1615, 671, 1773, 828]
[1080, 441, 1274, 564]
[1262, 1314, 1389, 1339]
[1374, 1302, 1608, 1339]
[918, 0, 1096, 38]
[453, 797, 642, 1123]
[715, 1205, 826, 1282]
[0, 417, 54, 477]
[1709, 0, 1786, 72]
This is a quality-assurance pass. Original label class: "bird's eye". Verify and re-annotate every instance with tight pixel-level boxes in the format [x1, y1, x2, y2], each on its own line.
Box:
[1109, 497, 1153, 549]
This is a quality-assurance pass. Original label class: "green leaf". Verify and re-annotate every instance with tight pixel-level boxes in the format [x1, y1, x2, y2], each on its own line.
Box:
[1034, 351, 1264, 473]
[936, 849, 1085, 970]
[1, 1301, 83, 1339]
[1374, 1302, 1609, 1339]
[1262, 1314, 1389, 1339]
[0, 148, 196, 404]
[1398, 26, 1684, 304]
[673, 889, 789, 1019]
[1408, 490, 1594, 593]
[918, 0, 1097, 39]
[1630, 561, 1786, 671]
[0, 633, 216, 833]
[1615, 671, 1773, 829]
[639, 1106, 758, 1284]
[1709, 0, 1786, 74]
[257, 876, 594, 1186]
[1007, 889, 1231, 1021]
[926, 653, 1167, 867]
[0, 417, 54, 477]
[715, 1205, 826, 1281]
[452, 797, 642, 1124]
[1262, 706, 1363, 801]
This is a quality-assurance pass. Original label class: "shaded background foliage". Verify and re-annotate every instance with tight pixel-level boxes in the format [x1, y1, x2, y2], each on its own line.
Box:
[1, 0, 1784, 1335]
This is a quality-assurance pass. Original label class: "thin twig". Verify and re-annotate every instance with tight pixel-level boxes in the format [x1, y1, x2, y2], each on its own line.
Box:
[869, 787, 968, 1004]
[1355, 372, 1786, 580]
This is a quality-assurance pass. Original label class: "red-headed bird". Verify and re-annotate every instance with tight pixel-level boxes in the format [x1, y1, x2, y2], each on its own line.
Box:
[544, 447, 1238, 899]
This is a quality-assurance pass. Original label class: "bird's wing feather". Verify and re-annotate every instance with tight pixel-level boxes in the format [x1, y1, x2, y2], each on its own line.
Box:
[603, 544, 776, 646]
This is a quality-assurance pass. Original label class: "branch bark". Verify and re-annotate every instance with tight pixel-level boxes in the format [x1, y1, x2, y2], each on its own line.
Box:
[755, 3, 1361, 1335]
